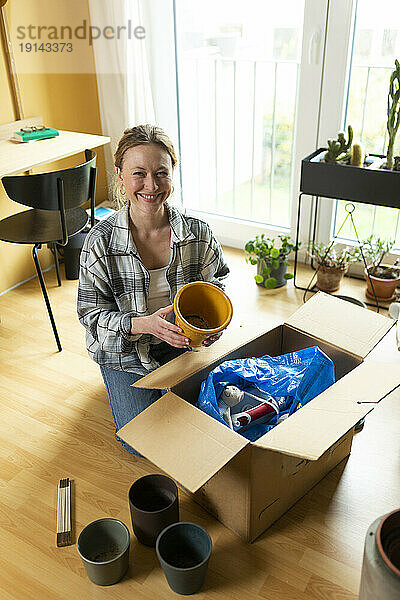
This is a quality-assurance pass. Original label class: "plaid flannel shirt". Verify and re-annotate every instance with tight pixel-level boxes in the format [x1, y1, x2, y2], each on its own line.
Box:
[77, 203, 229, 373]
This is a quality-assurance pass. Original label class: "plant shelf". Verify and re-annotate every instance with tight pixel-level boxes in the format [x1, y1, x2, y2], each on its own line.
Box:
[300, 149, 400, 208]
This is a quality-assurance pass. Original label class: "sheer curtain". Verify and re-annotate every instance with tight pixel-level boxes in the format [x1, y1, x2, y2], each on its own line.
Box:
[88, 0, 155, 193]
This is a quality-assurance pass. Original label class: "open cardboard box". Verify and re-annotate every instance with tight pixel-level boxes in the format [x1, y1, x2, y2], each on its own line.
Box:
[118, 293, 400, 542]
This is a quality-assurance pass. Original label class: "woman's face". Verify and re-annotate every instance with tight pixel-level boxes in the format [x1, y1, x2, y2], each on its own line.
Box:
[117, 144, 173, 211]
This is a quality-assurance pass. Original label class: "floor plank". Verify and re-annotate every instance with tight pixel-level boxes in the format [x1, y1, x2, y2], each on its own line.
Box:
[0, 247, 398, 599]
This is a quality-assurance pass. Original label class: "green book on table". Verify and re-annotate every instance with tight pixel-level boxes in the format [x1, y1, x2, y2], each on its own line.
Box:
[12, 127, 59, 143]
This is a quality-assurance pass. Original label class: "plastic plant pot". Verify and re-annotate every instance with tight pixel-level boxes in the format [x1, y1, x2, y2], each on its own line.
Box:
[77, 518, 130, 586]
[359, 509, 400, 599]
[173, 281, 233, 347]
[256, 258, 288, 288]
[301, 149, 400, 207]
[129, 474, 179, 547]
[156, 522, 212, 595]
[63, 232, 87, 280]
[376, 509, 400, 579]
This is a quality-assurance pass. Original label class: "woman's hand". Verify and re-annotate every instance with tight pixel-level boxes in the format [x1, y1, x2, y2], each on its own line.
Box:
[131, 305, 191, 348]
[202, 331, 223, 347]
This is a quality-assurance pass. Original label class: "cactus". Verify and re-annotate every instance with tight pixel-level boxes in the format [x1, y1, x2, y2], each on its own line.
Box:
[386, 59, 400, 170]
[324, 125, 353, 163]
[350, 143, 364, 167]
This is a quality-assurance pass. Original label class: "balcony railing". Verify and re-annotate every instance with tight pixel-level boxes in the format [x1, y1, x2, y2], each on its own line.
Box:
[178, 54, 300, 229]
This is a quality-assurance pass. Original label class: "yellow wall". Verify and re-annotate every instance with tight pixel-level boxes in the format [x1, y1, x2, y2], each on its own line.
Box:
[0, 1, 107, 294]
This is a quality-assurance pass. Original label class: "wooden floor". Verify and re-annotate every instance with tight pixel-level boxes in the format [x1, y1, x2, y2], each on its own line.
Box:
[0, 246, 399, 600]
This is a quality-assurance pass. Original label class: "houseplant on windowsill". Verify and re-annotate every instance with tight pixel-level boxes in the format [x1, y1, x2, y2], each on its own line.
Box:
[359, 235, 400, 302]
[308, 242, 360, 292]
[244, 234, 299, 289]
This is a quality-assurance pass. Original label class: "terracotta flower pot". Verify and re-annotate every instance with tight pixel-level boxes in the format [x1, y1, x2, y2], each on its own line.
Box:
[316, 264, 348, 292]
[364, 265, 400, 302]
[173, 282, 233, 347]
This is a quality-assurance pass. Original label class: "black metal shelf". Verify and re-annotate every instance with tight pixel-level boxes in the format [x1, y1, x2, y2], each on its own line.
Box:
[293, 151, 400, 310]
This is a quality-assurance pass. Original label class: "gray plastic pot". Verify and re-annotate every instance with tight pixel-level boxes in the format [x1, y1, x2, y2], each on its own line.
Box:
[77, 518, 130, 586]
[359, 509, 400, 599]
[257, 258, 288, 288]
[156, 522, 212, 595]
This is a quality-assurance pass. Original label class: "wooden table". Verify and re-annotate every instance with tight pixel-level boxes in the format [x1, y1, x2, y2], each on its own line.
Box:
[0, 116, 110, 177]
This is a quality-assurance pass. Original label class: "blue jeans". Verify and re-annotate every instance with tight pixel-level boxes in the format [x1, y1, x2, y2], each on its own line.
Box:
[100, 343, 186, 456]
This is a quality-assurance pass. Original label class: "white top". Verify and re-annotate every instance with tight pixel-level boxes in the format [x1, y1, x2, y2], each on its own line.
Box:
[147, 265, 172, 344]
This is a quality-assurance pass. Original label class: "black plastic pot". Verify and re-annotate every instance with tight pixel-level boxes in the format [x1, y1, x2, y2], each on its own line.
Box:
[77, 518, 130, 586]
[301, 149, 400, 208]
[63, 232, 87, 280]
[129, 474, 179, 547]
[156, 522, 212, 595]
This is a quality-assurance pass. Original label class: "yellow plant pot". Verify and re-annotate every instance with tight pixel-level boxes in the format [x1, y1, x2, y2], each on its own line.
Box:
[173, 282, 233, 347]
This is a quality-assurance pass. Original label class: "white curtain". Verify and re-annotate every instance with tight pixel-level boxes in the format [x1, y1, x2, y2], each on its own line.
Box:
[88, 0, 155, 194]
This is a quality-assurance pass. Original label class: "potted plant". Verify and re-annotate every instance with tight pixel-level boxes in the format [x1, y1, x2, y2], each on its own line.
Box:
[359, 235, 400, 301]
[300, 61, 400, 208]
[308, 242, 360, 292]
[385, 59, 400, 170]
[244, 234, 299, 289]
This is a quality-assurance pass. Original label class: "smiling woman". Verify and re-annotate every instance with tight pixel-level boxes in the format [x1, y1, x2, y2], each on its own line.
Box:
[77, 124, 229, 455]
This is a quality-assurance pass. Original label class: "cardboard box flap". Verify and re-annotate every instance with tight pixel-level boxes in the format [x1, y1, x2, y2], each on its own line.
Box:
[117, 391, 249, 493]
[254, 362, 400, 460]
[133, 323, 267, 390]
[285, 292, 393, 358]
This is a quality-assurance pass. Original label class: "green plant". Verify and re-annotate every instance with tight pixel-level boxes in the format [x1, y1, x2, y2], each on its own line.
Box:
[324, 125, 353, 163]
[358, 235, 399, 279]
[308, 242, 359, 269]
[244, 234, 299, 288]
[350, 143, 364, 167]
[386, 59, 400, 170]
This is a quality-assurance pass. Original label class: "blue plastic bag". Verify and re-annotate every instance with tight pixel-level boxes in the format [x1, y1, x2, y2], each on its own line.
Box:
[196, 346, 335, 441]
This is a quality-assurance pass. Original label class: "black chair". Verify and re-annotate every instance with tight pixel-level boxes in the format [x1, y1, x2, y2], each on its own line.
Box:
[0, 149, 97, 352]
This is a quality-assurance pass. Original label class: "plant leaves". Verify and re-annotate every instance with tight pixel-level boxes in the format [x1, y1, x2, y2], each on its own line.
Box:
[284, 273, 294, 280]
[262, 267, 271, 276]
[271, 260, 280, 270]
[254, 274, 263, 283]
[265, 277, 277, 289]
[270, 248, 280, 258]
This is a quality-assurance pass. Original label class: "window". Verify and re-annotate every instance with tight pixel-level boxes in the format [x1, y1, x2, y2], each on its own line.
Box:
[333, 0, 400, 250]
[174, 0, 307, 242]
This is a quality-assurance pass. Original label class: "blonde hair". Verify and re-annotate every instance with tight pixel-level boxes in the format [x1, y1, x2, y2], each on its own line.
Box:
[114, 124, 178, 207]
